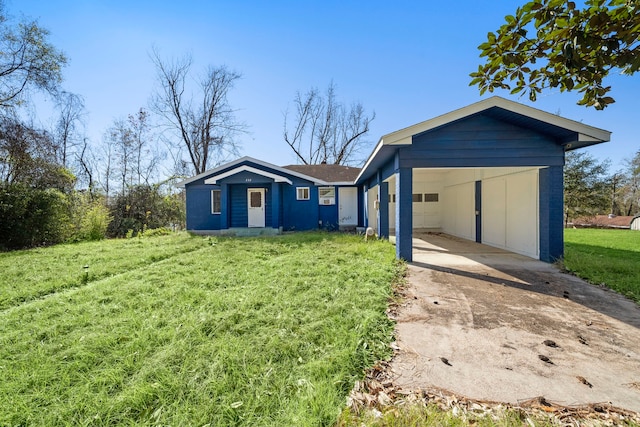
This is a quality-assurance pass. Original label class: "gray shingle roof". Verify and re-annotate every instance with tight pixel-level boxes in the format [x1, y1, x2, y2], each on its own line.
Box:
[282, 164, 361, 184]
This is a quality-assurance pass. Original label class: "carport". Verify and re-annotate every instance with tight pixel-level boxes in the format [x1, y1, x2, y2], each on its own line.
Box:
[356, 97, 611, 262]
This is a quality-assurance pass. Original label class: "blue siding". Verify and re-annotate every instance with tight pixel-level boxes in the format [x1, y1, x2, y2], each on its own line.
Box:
[378, 181, 389, 239]
[539, 165, 564, 262]
[229, 184, 273, 228]
[319, 203, 338, 230]
[186, 185, 221, 230]
[230, 185, 248, 227]
[395, 167, 413, 261]
[475, 181, 482, 243]
[406, 114, 564, 168]
[282, 184, 319, 231]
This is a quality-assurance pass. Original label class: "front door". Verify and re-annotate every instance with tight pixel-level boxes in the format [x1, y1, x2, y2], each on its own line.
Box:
[339, 187, 358, 226]
[247, 188, 265, 228]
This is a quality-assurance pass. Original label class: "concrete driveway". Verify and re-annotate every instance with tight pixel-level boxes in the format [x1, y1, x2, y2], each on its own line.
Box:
[388, 233, 640, 412]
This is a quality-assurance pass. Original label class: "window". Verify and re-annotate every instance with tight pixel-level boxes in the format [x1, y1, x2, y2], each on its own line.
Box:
[318, 186, 335, 205]
[250, 191, 262, 208]
[412, 193, 423, 203]
[296, 187, 310, 200]
[425, 193, 439, 202]
[211, 190, 221, 214]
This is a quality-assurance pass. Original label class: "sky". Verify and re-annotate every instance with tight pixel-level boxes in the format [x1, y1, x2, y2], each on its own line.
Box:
[13, 0, 640, 175]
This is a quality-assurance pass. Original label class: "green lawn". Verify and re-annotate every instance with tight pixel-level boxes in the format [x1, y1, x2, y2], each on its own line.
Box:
[0, 232, 399, 426]
[564, 228, 640, 303]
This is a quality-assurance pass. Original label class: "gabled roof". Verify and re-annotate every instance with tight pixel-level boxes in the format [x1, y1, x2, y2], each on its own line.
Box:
[177, 156, 359, 187]
[282, 164, 361, 185]
[204, 165, 293, 185]
[356, 96, 611, 184]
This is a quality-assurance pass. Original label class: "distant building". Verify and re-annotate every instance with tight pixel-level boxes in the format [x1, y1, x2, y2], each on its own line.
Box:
[570, 215, 635, 229]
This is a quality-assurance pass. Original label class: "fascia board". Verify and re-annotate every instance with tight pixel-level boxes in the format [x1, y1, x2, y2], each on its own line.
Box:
[381, 96, 611, 145]
[204, 165, 293, 185]
[177, 155, 326, 187]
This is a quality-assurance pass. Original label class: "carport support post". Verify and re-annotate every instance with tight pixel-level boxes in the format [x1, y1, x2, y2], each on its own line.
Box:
[539, 165, 564, 262]
[378, 181, 389, 239]
[395, 167, 413, 261]
[271, 183, 280, 230]
[219, 183, 229, 230]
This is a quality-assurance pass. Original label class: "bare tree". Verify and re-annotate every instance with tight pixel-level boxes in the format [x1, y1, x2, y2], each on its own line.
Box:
[105, 118, 134, 195]
[54, 91, 85, 168]
[77, 137, 95, 195]
[0, 113, 73, 190]
[101, 108, 163, 196]
[126, 108, 161, 186]
[100, 135, 113, 199]
[150, 49, 244, 175]
[283, 82, 375, 165]
[620, 150, 640, 216]
[0, 5, 67, 109]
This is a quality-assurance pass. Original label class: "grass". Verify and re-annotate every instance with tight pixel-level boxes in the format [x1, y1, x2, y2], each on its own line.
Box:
[0, 232, 399, 426]
[0, 233, 209, 310]
[563, 228, 640, 303]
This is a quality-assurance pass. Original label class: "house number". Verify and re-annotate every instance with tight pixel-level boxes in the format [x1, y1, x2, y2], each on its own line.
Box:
[245, 178, 252, 182]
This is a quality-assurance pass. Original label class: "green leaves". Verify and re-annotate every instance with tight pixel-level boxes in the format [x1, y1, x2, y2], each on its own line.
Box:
[470, 0, 639, 109]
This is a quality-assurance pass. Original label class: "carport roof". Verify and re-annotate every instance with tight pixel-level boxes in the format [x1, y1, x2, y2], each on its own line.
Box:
[355, 96, 611, 185]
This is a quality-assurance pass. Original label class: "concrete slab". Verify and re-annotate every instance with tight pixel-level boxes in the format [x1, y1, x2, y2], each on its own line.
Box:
[389, 233, 640, 412]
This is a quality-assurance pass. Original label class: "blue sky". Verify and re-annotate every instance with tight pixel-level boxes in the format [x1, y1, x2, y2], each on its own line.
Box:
[14, 0, 640, 173]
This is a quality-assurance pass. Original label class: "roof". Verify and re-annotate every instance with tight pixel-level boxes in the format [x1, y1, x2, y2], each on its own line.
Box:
[571, 215, 634, 229]
[177, 156, 359, 187]
[356, 96, 611, 184]
[282, 164, 361, 184]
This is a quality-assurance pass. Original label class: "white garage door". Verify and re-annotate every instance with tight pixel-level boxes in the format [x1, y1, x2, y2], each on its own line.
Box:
[482, 170, 538, 257]
[442, 182, 475, 241]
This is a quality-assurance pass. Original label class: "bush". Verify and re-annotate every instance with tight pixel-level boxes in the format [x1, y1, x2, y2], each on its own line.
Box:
[67, 192, 112, 242]
[80, 202, 112, 241]
[0, 184, 72, 250]
[107, 185, 184, 238]
[140, 227, 173, 238]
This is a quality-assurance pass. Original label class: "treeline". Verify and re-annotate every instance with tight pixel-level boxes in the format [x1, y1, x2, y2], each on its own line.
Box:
[0, 7, 189, 250]
[565, 150, 640, 226]
[0, 112, 185, 250]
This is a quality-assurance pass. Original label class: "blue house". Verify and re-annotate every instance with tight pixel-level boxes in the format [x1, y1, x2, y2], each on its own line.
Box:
[180, 97, 611, 262]
[178, 157, 362, 234]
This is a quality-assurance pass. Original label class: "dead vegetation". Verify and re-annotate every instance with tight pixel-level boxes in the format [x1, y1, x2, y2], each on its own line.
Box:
[345, 361, 640, 426]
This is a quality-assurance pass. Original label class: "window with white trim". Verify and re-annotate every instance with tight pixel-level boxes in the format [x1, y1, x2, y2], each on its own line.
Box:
[296, 187, 310, 200]
[211, 190, 221, 214]
[318, 186, 335, 205]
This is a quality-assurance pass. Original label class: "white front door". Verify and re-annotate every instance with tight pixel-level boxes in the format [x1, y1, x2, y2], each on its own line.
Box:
[338, 187, 358, 226]
[247, 188, 265, 228]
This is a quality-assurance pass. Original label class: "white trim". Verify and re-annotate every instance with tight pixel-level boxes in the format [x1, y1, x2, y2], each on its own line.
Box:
[355, 96, 611, 184]
[204, 165, 293, 185]
[296, 187, 310, 200]
[381, 96, 611, 145]
[211, 189, 221, 214]
[177, 156, 327, 187]
[356, 139, 390, 185]
[318, 186, 336, 205]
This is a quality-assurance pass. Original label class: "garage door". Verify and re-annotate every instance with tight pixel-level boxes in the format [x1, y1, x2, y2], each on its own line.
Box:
[482, 170, 538, 257]
[442, 182, 475, 241]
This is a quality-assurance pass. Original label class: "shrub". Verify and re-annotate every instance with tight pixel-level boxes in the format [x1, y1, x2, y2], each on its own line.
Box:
[140, 227, 173, 237]
[80, 202, 112, 241]
[0, 184, 72, 250]
[67, 192, 112, 242]
[107, 185, 184, 238]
